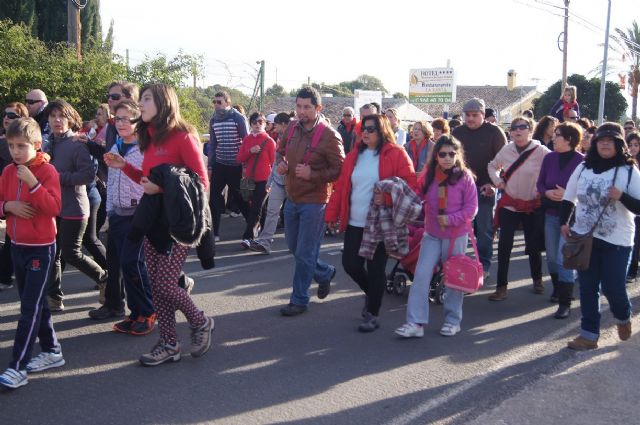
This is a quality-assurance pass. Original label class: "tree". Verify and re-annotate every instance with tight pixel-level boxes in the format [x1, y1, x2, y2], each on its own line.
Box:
[532, 74, 627, 122]
[265, 84, 285, 97]
[393, 92, 407, 100]
[610, 21, 640, 120]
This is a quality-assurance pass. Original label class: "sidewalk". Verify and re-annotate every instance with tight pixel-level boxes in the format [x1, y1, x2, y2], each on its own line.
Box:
[469, 315, 640, 425]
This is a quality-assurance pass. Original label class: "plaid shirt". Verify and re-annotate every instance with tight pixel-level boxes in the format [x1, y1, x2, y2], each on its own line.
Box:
[359, 177, 423, 260]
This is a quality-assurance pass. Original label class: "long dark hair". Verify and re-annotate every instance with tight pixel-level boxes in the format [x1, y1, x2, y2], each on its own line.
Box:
[422, 135, 474, 194]
[584, 122, 635, 169]
[136, 84, 197, 152]
[358, 114, 396, 155]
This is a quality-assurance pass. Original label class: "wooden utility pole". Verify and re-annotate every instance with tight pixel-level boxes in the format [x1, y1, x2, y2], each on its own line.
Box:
[67, 0, 82, 60]
[561, 0, 569, 92]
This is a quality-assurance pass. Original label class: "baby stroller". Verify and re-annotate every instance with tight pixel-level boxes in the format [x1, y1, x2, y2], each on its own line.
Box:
[385, 225, 445, 304]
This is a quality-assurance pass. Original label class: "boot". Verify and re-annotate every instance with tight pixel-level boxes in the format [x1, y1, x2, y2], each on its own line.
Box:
[488, 285, 508, 301]
[549, 273, 559, 303]
[567, 335, 598, 350]
[554, 282, 573, 319]
[532, 278, 544, 294]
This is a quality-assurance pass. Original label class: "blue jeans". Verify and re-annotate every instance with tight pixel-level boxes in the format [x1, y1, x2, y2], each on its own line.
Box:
[406, 233, 468, 327]
[577, 237, 632, 341]
[284, 200, 335, 306]
[544, 214, 576, 282]
[474, 191, 495, 272]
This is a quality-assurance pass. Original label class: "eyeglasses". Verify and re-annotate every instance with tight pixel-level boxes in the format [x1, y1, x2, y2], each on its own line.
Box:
[437, 151, 456, 158]
[24, 99, 42, 105]
[510, 124, 530, 131]
[4, 112, 20, 120]
[362, 126, 377, 133]
[107, 93, 122, 101]
[114, 116, 132, 124]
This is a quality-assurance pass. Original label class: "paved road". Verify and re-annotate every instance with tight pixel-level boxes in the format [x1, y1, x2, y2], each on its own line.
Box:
[1, 217, 638, 424]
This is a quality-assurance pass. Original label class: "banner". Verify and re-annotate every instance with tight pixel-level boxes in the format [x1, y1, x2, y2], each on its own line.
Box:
[409, 68, 456, 104]
[354, 90, 382, 118]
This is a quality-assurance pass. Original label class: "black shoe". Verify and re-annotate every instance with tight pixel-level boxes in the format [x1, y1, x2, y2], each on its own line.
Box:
[358, 314, 379, 333]
[554, 304, 571, 319]
[317, 267, 336, 300]
[88, 305, 125, 320]
[280, 303, 307, 316]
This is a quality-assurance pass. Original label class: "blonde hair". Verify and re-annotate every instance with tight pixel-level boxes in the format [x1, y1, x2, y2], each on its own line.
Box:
[564, 85, 577, 103]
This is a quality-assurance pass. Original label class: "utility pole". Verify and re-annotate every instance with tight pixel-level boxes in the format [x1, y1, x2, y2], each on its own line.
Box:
[67, 0, 82, 60]
[125, 49, 130, 77]
[597, 0, 612, 124]
[259, 60, 265, 112]
[561, 0, 569, 93]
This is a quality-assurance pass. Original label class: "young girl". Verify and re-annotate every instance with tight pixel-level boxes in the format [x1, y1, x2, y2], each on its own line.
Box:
[549, 85, 580, 123]
[105, 84, 213, 366]
[395, 136, 477, 338]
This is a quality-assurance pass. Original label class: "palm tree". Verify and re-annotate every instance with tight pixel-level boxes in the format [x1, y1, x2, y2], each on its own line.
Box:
[610, 21, 640, 120]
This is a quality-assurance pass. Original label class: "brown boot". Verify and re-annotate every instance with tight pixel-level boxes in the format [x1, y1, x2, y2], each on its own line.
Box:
[617, 322, 632, 341]
[567, 336, 598, 350]
[488, 286, 508, 301]
[533, 278, 544, 294]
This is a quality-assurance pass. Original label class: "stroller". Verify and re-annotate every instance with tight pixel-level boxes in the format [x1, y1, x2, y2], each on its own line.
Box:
[385, 224, 445, 304]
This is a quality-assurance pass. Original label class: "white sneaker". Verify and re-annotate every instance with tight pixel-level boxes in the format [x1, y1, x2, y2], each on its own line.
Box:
[395, 322, 424, 338]
[0, 368, 28, 389]
[440, 323, 461, 337]
[26, 351, 65, 373]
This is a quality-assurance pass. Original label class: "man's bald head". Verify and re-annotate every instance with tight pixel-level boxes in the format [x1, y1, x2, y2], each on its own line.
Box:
[25, 89, 48, 117]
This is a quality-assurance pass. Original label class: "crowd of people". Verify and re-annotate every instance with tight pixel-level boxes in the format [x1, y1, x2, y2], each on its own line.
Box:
[0, 81, 638, 390]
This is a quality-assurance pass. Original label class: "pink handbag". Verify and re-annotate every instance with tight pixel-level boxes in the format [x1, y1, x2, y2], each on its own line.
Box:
[443, 221, 483, 293]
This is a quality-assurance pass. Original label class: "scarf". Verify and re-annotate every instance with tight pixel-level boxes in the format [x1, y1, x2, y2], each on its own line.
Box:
[214, 108, 231, 121]
[562, 100, 577, 117]
[344, 118, 356, 133]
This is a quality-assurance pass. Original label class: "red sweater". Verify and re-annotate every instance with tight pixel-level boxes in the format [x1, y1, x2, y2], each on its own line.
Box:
[326, 142, 418, 232]
[0, 152, 61, 246]
[123, 129, 209, 191]
[236, 132, 276, 182]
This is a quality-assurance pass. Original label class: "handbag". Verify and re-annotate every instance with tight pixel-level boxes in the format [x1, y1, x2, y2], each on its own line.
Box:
[443, 221, 484, 293]
[562, 166, 619, 271]
[240, 137, 268, 202]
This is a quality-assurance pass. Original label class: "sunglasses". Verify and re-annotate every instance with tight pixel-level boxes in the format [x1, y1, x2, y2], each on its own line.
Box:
[252, 119, 265, 125]
[4, 112, 20, 120]
[510, 124, 530, 131]
[362, 126, 377, 133]
[24, 99, 42, 105]
[437, 151, 456, 159]
[343, 114, 352, 117]
[107, 93, 122, 101]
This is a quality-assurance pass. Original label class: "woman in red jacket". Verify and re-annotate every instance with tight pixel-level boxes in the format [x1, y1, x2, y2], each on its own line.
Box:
[105, 84, 213, 367]
[237, 112, 276, 248]
[326, 114, 417, 332]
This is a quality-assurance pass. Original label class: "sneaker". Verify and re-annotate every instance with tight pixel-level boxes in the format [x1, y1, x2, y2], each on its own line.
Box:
[48, 296, 64, 312]
[440, 323, 461, 337]
[190, 316, 214, 357]
[139, 340, 181, 366]
[0, 368, 28, 389]
[626, 274, 637, 283]
[617, 321, 632, 341]
[0, 281, 13, 290]
[249, 240, 270, 254]
[395, 322, 424, 338]
[567, 335, 598, 350]
[130, 314, 157, 336]
[280, 303, 308, 316]
[88, 305, 125, 320]
[358, 313, 380, 333]
[317, 267, 336, 300]
[240, 239, 251, 250]
[26, 351, 65, 372]
[113, 318, 135, 334]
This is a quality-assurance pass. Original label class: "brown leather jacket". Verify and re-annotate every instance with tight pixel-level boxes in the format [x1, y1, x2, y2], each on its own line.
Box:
[277, 118, 345, 204]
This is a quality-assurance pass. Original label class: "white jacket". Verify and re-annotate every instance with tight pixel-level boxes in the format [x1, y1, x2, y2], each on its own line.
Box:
[106, 142, 144, 216]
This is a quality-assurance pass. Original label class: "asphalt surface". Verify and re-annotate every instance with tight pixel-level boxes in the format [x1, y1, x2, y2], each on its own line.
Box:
[0, 216, 639, 425]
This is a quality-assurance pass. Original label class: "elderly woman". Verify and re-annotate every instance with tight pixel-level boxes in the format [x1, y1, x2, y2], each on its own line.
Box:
[0, 102, 29, 290]
[488, 116, 550, 301]
[536, 122, 584, 318]
[405, 120, 434, 173]
[337, 107, 357, 153]
[561, 122, 640, 350]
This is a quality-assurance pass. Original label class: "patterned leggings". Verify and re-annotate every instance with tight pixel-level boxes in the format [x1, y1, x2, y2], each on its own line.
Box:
[144, 239, 206, 345]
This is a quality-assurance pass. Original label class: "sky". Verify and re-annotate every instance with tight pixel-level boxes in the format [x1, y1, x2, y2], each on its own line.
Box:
[101, 0, 639, 100]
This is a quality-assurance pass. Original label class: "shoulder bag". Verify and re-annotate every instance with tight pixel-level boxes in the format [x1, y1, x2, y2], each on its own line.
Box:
[240, 137, 269, 202]
[443, 220, 484, 293]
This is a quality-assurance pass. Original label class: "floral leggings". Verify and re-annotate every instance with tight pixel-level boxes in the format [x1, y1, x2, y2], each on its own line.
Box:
[143, 239, 206, 345]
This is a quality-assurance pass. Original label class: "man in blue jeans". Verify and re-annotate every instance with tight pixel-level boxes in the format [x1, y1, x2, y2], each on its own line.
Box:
[276, 86, 344, 316]
[452, 98, 507, 278]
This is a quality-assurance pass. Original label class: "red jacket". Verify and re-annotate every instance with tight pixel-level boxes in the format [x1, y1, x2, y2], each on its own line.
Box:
[0, 152, 61, 246]
[326, 142, 418, 232]
[236, 132, 276, 182]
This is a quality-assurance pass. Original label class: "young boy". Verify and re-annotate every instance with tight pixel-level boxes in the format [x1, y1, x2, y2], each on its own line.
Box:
[0, 118, 62, 389]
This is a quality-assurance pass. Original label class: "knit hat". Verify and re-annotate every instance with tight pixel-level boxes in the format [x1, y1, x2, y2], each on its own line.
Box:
[592, 122, 625, 146]
[463, 98, 485, 113]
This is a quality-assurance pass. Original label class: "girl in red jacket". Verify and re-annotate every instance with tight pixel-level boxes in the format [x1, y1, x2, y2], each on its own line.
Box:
[236, 112, 275, 248]
[326, 114, 417, 332]
[105, 84, 213, 367]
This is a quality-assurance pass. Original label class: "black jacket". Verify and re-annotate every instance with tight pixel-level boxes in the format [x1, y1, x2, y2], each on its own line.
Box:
[129, 164, 215, 269]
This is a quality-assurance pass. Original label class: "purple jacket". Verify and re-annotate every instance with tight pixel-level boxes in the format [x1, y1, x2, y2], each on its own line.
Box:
[536, 151, 584, 216]
[421, 171, 478, 240]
